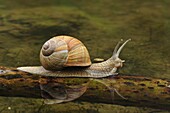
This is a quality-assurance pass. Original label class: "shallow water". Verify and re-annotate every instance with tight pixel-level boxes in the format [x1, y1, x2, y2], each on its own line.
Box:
[0, 0, 169, 112]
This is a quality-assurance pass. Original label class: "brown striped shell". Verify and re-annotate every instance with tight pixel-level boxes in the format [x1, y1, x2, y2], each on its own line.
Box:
[40, 35, 91, 70]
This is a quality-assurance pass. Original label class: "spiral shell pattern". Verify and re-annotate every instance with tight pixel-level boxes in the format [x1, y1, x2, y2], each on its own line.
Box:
[40, 36, 91, 70]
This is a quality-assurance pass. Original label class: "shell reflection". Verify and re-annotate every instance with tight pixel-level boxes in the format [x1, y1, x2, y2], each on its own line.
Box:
[40, 80, 89, 104]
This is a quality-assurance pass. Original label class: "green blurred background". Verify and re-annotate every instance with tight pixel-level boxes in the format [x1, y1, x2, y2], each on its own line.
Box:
[0, 0, 169, 112]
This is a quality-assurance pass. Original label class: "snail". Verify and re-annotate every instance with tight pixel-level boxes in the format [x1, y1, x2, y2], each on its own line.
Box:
[17, 35, 131, 78]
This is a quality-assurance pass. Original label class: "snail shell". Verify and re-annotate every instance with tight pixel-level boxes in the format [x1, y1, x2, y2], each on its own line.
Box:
[40, 36, 91, 70]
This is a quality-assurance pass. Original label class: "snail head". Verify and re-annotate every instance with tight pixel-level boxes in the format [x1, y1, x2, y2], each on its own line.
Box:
[112, 39, 131, 68]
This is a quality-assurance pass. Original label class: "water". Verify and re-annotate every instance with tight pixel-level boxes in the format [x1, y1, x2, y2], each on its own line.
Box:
[0, 0, 169, 112]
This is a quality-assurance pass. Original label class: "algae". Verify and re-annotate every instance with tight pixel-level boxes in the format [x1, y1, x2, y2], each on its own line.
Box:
[0, 97, 169, 113]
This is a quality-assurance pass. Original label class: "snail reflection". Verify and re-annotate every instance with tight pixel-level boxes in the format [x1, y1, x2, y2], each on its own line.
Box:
[17, 35, 130, 104]
[39, 78, 126, 104]
[40, 78, 89, 104]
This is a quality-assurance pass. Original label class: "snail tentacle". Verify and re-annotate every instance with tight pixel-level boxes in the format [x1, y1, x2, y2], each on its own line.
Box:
[113, 40, 122, 56]
[115, 39, 131, 58]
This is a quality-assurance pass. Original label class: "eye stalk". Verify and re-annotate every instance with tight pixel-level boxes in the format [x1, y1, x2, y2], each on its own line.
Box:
[111, 39, 131, 68]
[112, 39, 131, 60]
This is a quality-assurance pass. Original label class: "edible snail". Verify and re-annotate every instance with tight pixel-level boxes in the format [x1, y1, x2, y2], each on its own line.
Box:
[17, 35, 131, 78]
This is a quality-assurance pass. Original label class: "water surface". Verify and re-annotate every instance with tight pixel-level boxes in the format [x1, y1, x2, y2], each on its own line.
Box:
[0, 0, 169, 112]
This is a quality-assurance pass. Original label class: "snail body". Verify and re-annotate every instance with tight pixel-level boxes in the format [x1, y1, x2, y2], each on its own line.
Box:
[17, 35, 131, 78]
